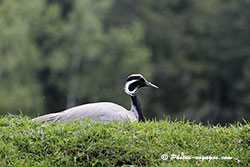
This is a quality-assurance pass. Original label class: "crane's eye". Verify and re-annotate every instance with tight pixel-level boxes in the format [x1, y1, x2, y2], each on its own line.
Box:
[140, 78, 146, 83]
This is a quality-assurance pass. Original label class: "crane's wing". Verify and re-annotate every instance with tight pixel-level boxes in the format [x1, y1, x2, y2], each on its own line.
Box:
[32, 112, 63, 123]
[32, 102, 137, 122]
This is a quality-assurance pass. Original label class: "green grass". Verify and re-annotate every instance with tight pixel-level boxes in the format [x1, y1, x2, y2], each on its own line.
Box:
[0, 115, 249, 166]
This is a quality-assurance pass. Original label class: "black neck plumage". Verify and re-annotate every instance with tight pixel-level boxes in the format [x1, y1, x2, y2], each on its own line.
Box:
[130, 95, 145, 122]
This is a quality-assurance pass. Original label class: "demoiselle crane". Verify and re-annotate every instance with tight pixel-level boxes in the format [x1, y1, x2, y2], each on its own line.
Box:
[32, 74, 158, 122]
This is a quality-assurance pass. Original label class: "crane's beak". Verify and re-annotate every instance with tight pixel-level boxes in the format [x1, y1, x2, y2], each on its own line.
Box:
[146, 82, 159, 89]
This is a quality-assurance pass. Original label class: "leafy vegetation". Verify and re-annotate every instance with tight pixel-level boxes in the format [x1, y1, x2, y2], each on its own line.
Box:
[0, 115, 249, 166]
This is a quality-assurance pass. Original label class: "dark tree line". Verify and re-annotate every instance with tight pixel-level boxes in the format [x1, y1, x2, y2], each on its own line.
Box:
[0, 0, 250, 125]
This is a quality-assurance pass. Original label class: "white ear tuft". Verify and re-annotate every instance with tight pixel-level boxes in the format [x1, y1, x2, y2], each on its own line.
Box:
[124, 80, 139, 96]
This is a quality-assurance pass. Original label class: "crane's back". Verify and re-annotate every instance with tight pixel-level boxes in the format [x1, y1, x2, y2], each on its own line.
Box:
[33, 102, 137, 122]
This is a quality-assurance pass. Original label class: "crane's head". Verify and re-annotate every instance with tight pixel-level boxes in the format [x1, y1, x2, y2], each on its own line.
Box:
[124, 74, 158, 96]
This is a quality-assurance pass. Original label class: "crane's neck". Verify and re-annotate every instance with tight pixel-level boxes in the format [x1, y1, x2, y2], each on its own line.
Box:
[129, 95, 145, 122]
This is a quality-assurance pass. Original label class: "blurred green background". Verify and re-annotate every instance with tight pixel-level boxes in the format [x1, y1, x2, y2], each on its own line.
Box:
[1, 0, 250, 125]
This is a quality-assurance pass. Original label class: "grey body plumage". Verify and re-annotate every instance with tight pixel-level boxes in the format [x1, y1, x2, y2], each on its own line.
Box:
[32, 74, 158, 122]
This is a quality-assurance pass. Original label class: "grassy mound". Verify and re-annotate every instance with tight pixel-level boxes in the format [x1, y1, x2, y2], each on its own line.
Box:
[0, 115, 249, 166]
